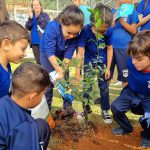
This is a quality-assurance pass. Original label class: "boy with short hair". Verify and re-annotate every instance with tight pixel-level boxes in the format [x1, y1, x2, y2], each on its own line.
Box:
[0, 21, 30, 98]
[111, 30, 150, 148]
[0, 62, 51, 150]
[75, 3, 113, 124]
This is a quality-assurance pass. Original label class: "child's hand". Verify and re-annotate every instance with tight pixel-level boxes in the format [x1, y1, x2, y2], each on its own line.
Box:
[105, 69, 110, 80]
[28, 8, 33, 19]
[56, 69, 64, 81]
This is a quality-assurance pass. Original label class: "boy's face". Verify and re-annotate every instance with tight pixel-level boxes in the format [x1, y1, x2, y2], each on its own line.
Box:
[61, 24, 81, 40]
[71, 0, 80, 6]
[6, 39, 28, 64]
[92, 23, 109, 35]
[132, 55, 150, 71]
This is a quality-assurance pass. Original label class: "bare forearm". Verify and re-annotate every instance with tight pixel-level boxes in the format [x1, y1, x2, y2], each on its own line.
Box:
[49, 56, 62, 72]
[137, 14, 150, 28]
[107, 45, 113, 70]
[118, 18, 137, 35]
[76, 47, 84, 68]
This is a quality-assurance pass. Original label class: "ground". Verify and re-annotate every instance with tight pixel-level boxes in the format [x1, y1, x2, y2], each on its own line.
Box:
[49, 114, 146, 150]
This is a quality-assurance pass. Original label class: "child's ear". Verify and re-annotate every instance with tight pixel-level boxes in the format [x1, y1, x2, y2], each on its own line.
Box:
[1, 39, 12, 51]
[29, 93, 38, 102]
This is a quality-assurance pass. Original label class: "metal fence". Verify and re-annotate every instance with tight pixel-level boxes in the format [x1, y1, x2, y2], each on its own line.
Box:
[9, 6, 61, 26]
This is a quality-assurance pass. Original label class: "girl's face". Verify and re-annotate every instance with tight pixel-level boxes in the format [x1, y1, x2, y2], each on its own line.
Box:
[61, 24, 81, 40]
[132, 55, 150, 71]
[119, 0, 131, 4]
[92, 23, 109, 35]
[32, 0, 42, 13]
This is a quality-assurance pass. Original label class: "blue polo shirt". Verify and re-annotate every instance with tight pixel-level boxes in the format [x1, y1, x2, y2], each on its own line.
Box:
[40, 20, 78, 60]
[112, 8, 138, 49]
[78, 24, 113, 65]
[0, 63, 12, 98]
[79, 4, 91, 26]
[137, 0, 150, 31]
[0, 95, 40, 150]
[128, 58, 150, 96]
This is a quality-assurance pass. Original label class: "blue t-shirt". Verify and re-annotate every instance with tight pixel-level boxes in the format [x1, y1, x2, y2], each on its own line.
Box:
[79, 4, 91, 26]
[0, 96, 40, 150]
[78, 24, 113, 65]
[128, 58, 150, 96]
[0, 63, 12, 98]
[137, 0, 150, 31]
[112, 8, 138, 49]
[31, 16, 40, 44]
[40, 20, 78, 60]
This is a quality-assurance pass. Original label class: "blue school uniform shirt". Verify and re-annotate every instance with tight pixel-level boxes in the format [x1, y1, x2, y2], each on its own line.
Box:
[78, 24, 113, 65]
[79, 4, 91, 25]
[0, 63, 12, 98]
[128, 58, 150, 96]
[137, 0, 150, 31]
[31, 16, 40, 44]
[0, 95, 40, 150]
[112, 8, 138, 49]
[40, 20, 78, 60]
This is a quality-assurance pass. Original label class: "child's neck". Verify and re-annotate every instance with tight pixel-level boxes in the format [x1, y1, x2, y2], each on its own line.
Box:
[0, 52, 9, 71]
[11, 95, 29, 109]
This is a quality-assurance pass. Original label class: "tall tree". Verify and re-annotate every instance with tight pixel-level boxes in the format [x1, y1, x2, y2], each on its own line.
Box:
[0, 0, 9, 23]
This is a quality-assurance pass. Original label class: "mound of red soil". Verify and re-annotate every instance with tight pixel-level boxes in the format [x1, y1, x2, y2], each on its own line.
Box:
[53, 124, 145, 150]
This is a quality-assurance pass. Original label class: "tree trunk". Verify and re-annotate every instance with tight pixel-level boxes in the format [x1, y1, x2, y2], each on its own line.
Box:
[0, 0, 9, 23]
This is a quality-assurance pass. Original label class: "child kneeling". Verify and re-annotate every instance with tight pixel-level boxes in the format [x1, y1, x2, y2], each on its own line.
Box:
[0, 62, 51, 150]
[111, 30, 150, 148]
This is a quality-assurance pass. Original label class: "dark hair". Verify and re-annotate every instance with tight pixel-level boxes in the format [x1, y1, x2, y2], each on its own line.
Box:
[90, 3, 113, 27]
[0, 21, 30, 45]
[128, 30, 150, 57]
[55, 5, 84, 27]
[12, 62, 50, 97]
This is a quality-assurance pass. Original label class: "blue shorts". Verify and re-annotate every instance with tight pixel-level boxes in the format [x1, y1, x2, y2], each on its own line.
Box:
[110, 48, 129, 82]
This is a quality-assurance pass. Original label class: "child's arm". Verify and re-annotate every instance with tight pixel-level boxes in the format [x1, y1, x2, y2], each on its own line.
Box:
[44, 23, 64, 80]
[75, 47, 85, 82]
[105, 45, 113, 80]
[118, 18, 137, 35]
[137, 14, 150, 28]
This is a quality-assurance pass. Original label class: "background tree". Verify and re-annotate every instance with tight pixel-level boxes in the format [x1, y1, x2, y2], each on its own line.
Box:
[0, 0, 9, 23]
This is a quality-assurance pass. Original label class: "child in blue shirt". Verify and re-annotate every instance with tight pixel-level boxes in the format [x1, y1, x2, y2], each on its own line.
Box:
[0, 21, 30, 98]
[75, 3, 113, 124]
[40, 5, 84, 110]
[111, 0, 138, 87]
[111, 30, 150, 148]
[0, 62, 51, 150]
[137, 0, 150, 31]
[71, 0, 91, 25]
